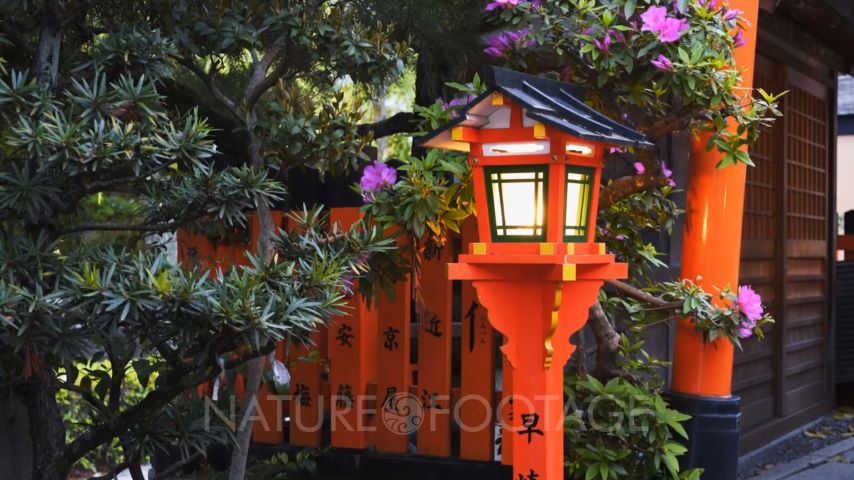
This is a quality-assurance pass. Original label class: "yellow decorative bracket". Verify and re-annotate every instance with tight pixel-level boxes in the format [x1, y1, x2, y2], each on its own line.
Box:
[544, 282, 564, 369]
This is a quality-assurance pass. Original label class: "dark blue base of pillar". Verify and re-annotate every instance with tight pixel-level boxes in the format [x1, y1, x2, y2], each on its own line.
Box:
[664, 391, 741, 480]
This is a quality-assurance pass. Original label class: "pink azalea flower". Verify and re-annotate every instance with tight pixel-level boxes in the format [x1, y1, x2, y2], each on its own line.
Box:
[661, 161, 673, 178]
[485, 0, 521, 11]
[723, 8, 742, 21]
[640, 6, 668, 34]
[561, 65, 573, 82]
[483, 28, 534, 58]
[633, 162, 646, 174]
[732, 30, 747, 48]
[360, 161, 397, 200]
[593, 31, 612, 52]
[657, 18, 689, 42]
[441, 94, 476, 116]
[737, 285, 764, 322]
[486, 0, 540, 10]
[608, 146, 626, 154]
[640, 6, 689, 43]
[651, 54, 674, 70]
[737, 324, 754, 338]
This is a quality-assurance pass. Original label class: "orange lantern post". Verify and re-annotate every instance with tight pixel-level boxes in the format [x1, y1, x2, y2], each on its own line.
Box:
[420, 66, 651, 479]
[668, 1, 760, 477]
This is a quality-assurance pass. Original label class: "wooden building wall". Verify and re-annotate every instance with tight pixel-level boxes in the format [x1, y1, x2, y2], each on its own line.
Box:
[734, 45, 837, 453]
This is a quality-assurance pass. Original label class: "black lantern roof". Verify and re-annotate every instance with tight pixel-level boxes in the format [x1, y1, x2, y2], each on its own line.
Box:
[418, 66, 654, 151]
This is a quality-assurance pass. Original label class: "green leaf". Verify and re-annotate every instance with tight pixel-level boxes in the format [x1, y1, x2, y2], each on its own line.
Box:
[624, 0, 636, 18]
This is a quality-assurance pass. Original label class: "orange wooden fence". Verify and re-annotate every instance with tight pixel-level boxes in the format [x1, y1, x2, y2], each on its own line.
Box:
[177, 209, 512, 464]
[839, 235, 854, 261]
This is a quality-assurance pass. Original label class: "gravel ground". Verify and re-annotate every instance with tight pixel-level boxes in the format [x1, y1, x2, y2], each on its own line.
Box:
[739, 408, 854, 479]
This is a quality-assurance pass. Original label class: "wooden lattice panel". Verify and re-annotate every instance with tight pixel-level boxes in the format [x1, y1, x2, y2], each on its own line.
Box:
[743, 70, 779, 240]
[735, 56, 833, 453]
[785, 85, 828, 241]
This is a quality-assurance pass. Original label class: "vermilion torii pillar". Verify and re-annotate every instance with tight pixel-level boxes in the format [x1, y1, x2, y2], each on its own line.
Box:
[669, 0, 760, 477]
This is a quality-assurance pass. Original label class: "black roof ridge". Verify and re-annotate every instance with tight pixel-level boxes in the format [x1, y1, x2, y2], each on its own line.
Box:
[417, 66, 654, 149]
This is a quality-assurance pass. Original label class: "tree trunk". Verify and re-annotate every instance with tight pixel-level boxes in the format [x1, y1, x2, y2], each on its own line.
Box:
[36, 1, 63, 90]
[228, 126, 272, 480]
[587, 302, 622, 380]
[26, 369, 70, 480]
[227, 356, 265, 480]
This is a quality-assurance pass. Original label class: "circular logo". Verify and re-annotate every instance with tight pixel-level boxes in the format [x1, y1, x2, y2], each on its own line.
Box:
[381, 392, 424, 435]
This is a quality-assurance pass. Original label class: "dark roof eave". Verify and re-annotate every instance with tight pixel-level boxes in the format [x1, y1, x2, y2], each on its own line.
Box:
[417, 66, 654, 150]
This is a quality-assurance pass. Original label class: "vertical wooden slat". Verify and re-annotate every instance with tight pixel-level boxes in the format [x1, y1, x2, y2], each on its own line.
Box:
[289, 330, 327, 447]
[458, 220, 496, 460]
[176, 229, 216, 270]
[281, 209, 327, 446]
[415, 243, 453, 457]
[327, 207, 378, 449]
[374, 271, 412, 453]
[774, 63, 789, 417]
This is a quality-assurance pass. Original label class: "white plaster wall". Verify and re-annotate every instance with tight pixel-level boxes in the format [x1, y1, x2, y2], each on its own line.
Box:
[839, 135, 854, 223]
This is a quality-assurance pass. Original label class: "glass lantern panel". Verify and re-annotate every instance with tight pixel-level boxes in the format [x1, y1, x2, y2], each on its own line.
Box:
[485, 166, 548, 242]
[564, 166, 594, 242]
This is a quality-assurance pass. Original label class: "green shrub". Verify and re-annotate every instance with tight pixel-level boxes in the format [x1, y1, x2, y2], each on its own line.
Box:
[565, 374, 702, 480]
[58, 360, 155, 473]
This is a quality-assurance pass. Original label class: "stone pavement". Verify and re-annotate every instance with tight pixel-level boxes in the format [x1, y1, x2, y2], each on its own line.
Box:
[748, 437, 854, 479]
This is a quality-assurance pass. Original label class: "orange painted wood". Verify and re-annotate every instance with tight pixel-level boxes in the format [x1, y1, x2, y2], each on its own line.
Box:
[470, 143, 492, 244]
[458, 219, 496, 461]
[546, 157, 566, 244]
[672, 0, 760, 398]
[288, 329, 327, 446]
[839, 235, 854, 261]
[281, 209, 327, 446]
[252, 342, 286, 444]
[327, 207, 378, 449]
[500, 352, 513, 466]
[473, 274, 603, 480]
[176, 229, 216, 270]
[374, 268, 412, 453]
[587, 160, 603, 243]
[415, 243, 454, 457]
[214, 244, 236, 271]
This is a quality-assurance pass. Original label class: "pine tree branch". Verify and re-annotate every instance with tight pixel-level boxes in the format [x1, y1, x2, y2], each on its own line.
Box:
[356, 111, 421, 139]
[58, 221, 179, 236]
[63, 342, 276, 467]
[57, 381, 110, 417]
[598, 174, 672, 211]
[174, 56, 243, 122]
[605, 279, 682, 309]
[244, 33, 290, 109]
